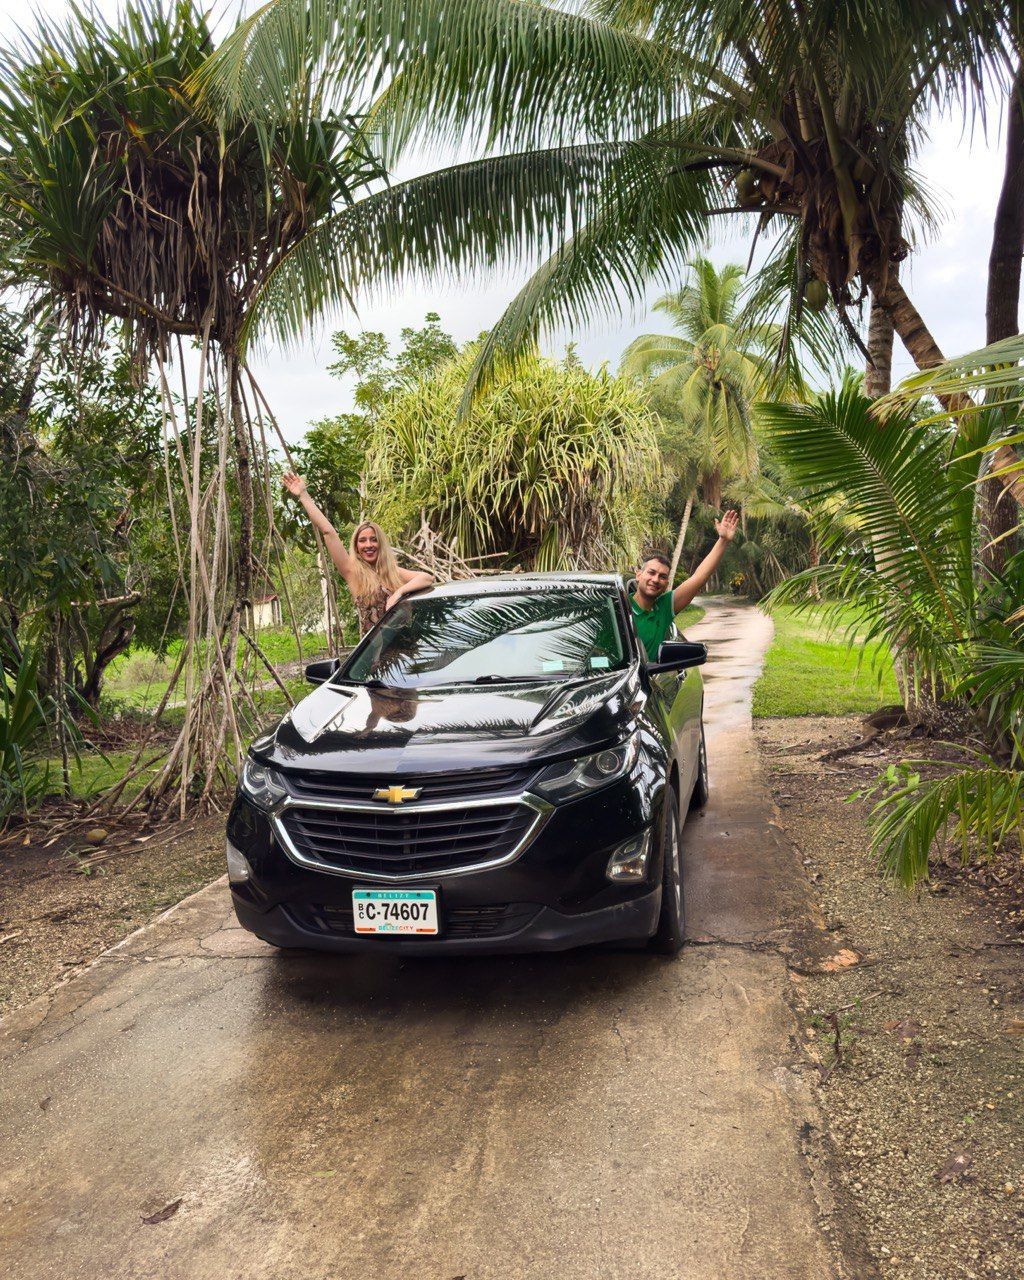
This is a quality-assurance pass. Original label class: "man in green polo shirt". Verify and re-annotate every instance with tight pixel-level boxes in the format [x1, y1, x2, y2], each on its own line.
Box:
[630, 511, 739, 661]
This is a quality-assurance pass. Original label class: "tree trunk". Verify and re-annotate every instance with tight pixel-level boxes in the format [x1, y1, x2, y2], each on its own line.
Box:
[873, 276, 1024, 510]
[669, 490, 696, 583]
[228, 358, 254, 614]
[75, 610, 137, 710]
[981, 63, 1024, 572]
[702, 467, 722, 510]
[807, 535, 821, 600]
[864, 287, 917, 712]
[864, 280, 895, 400]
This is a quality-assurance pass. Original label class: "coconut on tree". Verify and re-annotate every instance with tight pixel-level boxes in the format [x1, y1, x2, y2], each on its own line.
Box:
[198, 0, 1017, 511]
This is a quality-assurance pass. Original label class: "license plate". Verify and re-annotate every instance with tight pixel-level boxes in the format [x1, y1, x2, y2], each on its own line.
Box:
[352, 888, 438, 936]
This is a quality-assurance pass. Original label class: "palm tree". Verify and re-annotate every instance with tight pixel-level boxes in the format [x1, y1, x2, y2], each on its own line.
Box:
[621, 258, 777, 576]
[760, 370, 1024, 883]
[0, 1, 385, 811]
[198, 0, 1021, 497]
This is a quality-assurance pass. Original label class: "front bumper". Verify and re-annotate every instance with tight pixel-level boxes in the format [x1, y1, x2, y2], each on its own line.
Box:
[227, 763, 667, 954]
[231, 885, 661, 954]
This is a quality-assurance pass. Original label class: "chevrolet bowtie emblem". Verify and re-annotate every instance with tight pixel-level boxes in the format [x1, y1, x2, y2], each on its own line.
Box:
[373, 784, 422, 804]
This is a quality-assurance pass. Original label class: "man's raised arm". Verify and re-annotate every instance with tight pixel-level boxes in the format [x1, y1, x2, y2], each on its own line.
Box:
[672, 511, 739, 613]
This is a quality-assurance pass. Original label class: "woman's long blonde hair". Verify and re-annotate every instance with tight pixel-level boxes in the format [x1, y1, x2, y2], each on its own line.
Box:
[347, 520, 405, 603]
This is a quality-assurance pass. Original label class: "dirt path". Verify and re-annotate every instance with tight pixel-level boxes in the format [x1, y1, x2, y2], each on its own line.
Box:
[0, 598, 862, 1280]
[756, 714, 1024, 1280]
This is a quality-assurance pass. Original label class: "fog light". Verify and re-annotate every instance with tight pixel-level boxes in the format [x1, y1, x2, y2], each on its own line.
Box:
[606, 831, 652, 883]
[226, 838, 252, 886]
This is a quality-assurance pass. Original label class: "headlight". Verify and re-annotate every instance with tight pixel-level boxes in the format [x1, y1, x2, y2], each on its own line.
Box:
[239, 757, 288, 809]
[532, 733, 640, 802]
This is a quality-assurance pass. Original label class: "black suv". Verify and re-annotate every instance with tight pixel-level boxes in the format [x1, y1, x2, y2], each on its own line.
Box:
[227, 575, 707, 955]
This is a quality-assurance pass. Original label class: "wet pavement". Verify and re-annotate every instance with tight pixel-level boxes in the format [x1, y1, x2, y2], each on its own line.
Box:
[0, 599, 849, 1279]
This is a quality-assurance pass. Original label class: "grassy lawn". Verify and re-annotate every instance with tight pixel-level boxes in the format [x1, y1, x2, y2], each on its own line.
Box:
[677, 603, 705, 631]
[753, 603, 900, 717]
[37, 749, 163, 799]
[102, 627, 331, 711]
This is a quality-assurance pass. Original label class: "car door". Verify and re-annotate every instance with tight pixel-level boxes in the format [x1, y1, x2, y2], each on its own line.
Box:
[619, 585, 699, 784]
[650, 628, 703, 789]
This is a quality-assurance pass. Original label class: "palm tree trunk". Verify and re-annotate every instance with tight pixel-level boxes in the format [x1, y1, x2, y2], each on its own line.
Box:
[807, 535, 820, 600]
[864, 280, 895, 399]
[702, 468, 723, 511]
[873, 276, 1024, 511]
[864, 287, 917, 712]
[669, 490, 696, 583]
[981, 63, 1024, 572]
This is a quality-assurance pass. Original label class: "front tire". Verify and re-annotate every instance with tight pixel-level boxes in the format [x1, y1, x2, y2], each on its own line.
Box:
[648, 786, 684, 955]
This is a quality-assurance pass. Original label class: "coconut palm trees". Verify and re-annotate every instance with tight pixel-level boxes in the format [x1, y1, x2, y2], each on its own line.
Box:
[199, 0, 1023, 443]
[0, 1, 385, 810]
[623, 261, 760, 500]
[621, 257, 774, 575]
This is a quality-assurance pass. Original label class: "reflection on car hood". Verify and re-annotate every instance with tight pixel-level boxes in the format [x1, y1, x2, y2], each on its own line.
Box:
[259, 671, 643, 773]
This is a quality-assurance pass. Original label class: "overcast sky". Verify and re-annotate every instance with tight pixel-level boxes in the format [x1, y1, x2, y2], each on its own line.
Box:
[1, 2, 1009, 441]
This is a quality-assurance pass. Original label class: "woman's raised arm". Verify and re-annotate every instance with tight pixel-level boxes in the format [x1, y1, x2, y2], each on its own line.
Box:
[282, 472, 354, 583]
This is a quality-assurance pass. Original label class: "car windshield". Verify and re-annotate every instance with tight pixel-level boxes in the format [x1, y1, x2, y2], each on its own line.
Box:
[341, 588, 629, 689]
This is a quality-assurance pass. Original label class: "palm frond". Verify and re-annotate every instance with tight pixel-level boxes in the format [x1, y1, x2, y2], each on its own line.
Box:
[196, 0, 689, 152]
[876, 334, 1024, 420]
[862, 758, 1024, 886]
[758, 381, 975, 644]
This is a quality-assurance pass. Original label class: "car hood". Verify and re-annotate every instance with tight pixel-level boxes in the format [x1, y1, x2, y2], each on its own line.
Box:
[257, 671, 644, 774]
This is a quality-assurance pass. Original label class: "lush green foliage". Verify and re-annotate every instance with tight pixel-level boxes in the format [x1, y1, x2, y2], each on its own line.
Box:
[282, 313, 459, 545]
[198, 0, 1013, 398]
[760, 378, 980, 698]
[0, 645, 49, 819]
[364, 346, 663, 569]
[859, 755, 1024, 885]
[0, 323, 183, 701]
[761, 372, 1024, 882]
[622, 260, 764, 509]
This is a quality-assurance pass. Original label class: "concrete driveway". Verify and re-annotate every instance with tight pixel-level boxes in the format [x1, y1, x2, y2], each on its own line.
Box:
[0, 599, 860, 1279]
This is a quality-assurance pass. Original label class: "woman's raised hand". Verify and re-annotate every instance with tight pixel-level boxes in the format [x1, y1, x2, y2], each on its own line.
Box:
[282, 471, 307, 497]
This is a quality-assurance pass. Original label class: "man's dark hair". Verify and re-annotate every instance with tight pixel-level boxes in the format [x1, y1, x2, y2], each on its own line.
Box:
[639, 551, 671, 571]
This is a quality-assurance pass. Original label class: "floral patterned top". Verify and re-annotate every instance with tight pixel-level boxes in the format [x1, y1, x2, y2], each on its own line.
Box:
[356, 583, 390, 637]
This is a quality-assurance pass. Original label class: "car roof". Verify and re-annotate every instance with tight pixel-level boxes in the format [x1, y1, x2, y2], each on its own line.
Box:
[413, 572, 626, 600]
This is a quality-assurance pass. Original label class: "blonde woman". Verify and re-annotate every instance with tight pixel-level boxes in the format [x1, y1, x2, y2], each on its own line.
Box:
[282, 473, 433, 636]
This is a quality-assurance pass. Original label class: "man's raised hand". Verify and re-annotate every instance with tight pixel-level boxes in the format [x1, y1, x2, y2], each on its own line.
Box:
[715, 510, 739, 541]
[282, 471, 306, 497]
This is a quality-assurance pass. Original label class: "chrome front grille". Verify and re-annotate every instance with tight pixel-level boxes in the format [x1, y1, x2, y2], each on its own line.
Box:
[272, 793, 550, 882]
[281, 764, 538, 805]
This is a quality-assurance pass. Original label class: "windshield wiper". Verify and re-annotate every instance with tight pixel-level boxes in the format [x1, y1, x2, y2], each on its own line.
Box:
[470, 674, 567, 685]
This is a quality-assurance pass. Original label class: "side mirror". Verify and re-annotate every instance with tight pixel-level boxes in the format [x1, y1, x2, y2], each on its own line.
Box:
[648, 640, 708, 675]
[305, 658, 341, 686]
